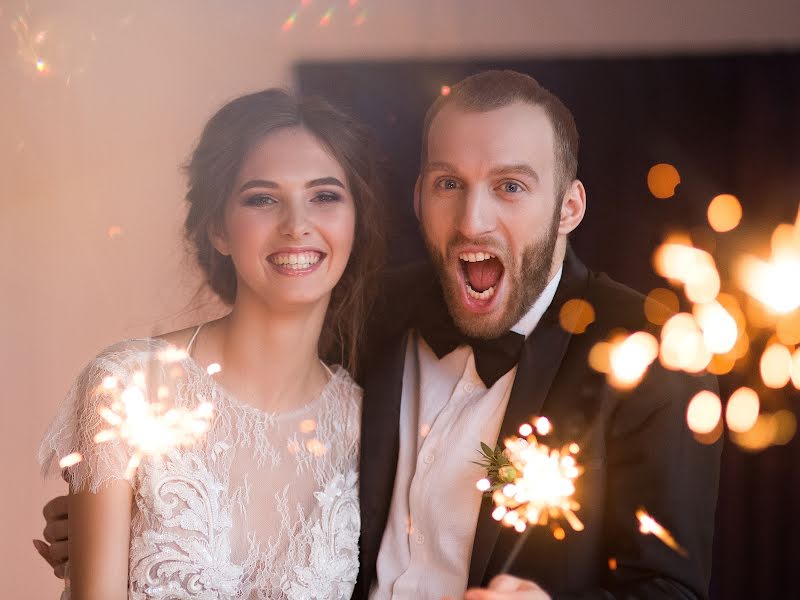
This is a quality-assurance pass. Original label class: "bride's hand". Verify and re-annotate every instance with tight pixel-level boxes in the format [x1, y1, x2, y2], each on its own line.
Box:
[33, 494, 69, 578]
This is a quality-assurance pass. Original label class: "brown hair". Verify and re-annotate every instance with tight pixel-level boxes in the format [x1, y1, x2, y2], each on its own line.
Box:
[183, 89, 385, 376]
[422, 70, 579, 197]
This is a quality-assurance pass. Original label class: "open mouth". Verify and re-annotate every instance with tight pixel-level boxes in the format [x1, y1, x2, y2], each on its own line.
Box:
[267, 250, 325, 274]
[458, 251, 505, 304]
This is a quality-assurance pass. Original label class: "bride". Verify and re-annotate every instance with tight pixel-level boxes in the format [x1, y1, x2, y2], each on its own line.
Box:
[38, 89, 385, 599]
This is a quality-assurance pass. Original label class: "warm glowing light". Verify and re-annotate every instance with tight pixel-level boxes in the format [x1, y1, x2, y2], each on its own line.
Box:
[776, 311, 800, 345]
[725, 387, 760, 433]
[653, 241, 720, 304]
[588, 341, 611, 374]
[59, 452, 83, 469]
[305, 438, 327, 456]
[552, 526, 566, 540]
[608, 331, 659, 389]
[320, 9, 333, 26]
[440, 85, 451, 96]
[206, 362, 222, 375]
[282, 13, 297, 31]
[686, 390, 722, 434]
[645, 288, 679, 326]
[738, 255, 800, 314]
[694, 301, 738, 354]
[534, 417, 552, 436]
[83, 351, 216, 479]
[484, 421, 583, 538]
[519, 423, 533, 437]
[299, 419, 316, 433]
[559, 299, 596, 334]
[608, 558, 618, 571]
[707, 194, 742, 232]
[647, 164, 681, 199]
[760, 343, 792, 388]
[732, 410, 797, 451]
[792, 349, 800, 390]
[636, 508, 687, 556]
[660, 313, 712, 373]
[35, 58, 47, 73]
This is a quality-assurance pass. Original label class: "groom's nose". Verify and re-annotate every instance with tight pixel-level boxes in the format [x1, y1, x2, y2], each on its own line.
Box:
[456, 186, 496, 239]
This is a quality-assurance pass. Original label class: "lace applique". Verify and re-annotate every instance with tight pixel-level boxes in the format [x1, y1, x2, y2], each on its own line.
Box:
[288, 471, 360, 600]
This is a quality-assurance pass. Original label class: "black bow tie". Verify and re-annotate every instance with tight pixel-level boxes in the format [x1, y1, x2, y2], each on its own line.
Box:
[416, 289, 526, 388]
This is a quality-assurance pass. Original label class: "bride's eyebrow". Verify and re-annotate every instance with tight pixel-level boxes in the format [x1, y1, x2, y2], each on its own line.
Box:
[306, 177, 345, 189]
[239, 179, 278, 192]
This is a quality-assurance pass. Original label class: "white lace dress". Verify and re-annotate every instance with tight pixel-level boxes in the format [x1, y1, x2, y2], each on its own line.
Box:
[38, 338, 362, 600]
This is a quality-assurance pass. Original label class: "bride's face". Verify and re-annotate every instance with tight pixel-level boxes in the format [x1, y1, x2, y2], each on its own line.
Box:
[212, 127, 356, 311]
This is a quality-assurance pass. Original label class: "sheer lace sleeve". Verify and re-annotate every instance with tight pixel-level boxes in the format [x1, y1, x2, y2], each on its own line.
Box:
[37, 340, 156, 493]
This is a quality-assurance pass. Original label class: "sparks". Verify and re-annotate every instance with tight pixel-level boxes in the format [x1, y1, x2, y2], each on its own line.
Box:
[482, 420, 584, 538]
[636, 508, 688, 556]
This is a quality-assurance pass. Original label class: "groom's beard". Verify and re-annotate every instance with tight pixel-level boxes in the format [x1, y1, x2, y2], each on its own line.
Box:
[423, 204, 561, 340]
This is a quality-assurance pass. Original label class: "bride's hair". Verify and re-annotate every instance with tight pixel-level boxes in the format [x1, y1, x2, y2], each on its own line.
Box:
[183, 89, 385, 376]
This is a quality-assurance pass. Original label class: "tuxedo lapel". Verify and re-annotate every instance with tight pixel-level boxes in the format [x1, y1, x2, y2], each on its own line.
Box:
[356, 328, 408, 598]
[467, 248, 591, 587]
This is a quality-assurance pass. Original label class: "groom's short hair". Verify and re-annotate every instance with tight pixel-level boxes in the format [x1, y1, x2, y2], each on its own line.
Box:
[421, 70, 580, 197]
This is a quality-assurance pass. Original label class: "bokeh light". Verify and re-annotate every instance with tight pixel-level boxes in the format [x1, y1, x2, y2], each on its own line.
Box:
[760, 343, 793, 388]
[687, 390, 722, 434]
[559, 299, 595, 334]
[725, 387, 760, 433]
[647, 163, 681, 199]
[707, 194, 743, 233]
[645, 288, 679, 326]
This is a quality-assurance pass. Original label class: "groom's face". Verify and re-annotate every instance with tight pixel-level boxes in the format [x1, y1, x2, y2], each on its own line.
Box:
[416, 102, 564, 338]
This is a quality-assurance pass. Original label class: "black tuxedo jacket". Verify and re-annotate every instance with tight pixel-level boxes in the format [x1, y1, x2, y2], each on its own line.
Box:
[352, 248, 721, 599]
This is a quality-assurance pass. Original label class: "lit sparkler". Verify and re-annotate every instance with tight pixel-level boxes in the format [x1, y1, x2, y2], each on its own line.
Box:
[60, 346, 215, 479]
[476, 418, 583, 571]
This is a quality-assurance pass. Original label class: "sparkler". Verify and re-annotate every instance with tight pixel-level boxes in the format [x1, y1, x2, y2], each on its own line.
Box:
[59, 346, 215, 480]
[476, 418, 583, 572]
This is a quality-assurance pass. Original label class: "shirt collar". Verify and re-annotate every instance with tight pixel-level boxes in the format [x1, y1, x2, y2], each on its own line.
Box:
[510, 265, 564, 338]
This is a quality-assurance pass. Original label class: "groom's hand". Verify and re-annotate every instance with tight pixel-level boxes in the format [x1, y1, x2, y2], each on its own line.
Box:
[461, 574, 551, 600]
[33, 494, 69, 578]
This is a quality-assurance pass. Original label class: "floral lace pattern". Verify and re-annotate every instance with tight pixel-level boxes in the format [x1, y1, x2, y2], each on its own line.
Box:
[39, 339, 362, 600]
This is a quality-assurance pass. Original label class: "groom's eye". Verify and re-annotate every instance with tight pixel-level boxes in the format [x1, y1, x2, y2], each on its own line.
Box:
[435, 177, 461, 191]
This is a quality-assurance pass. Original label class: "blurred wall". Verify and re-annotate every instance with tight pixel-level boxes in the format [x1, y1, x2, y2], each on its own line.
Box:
[1, 0, 798, 595]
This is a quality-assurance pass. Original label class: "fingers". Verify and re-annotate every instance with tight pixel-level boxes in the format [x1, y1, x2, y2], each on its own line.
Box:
[33, 538, 68, 578]
[43, 517, 68, 543]
[48, 540, 69, 564]
[43, 495, 69, 521]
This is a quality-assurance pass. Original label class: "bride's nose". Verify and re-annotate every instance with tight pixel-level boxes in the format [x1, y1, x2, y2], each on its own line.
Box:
[279, 201, 311, 239]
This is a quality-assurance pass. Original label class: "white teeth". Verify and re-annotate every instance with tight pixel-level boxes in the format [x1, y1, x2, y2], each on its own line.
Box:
[458, 252, 496, 263]
[466, 283, 496, 300]
[270, 252, 322, 269]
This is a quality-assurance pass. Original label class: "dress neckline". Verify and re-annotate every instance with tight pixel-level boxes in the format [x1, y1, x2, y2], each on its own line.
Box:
[146, 335, 342, 421]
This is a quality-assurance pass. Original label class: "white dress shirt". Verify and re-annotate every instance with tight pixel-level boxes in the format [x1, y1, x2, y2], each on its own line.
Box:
[370, 267, 563, 599]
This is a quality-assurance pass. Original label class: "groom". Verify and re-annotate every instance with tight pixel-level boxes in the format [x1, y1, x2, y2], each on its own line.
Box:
[37, 70, 721, 599]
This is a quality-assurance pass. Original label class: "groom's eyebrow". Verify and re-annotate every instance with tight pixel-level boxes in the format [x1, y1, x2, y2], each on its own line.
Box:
[489, 164, 540, 183]
[422, 161, 459, 175]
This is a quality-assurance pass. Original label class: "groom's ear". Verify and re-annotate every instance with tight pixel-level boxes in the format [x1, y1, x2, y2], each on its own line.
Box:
[558, 179, 587, 235]
[413, 175, 422, 221]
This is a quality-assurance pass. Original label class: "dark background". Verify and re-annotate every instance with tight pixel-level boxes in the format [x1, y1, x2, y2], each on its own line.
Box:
[297, 54, 800, 599]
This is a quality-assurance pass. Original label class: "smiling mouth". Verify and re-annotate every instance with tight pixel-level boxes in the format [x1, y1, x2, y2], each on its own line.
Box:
[458, 251, 505, 301]
[268, 250, 325, 272]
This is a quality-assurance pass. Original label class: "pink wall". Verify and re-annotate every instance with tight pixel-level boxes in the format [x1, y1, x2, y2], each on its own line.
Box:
[2, 0, 798, 595]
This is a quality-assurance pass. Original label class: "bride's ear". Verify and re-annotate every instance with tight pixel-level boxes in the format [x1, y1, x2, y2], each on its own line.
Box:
[208, 223, 231, 256]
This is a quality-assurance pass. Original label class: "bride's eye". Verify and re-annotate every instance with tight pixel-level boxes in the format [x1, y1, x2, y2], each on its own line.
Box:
[312, 191, 342, 203]
[244, 193, 276, 207]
